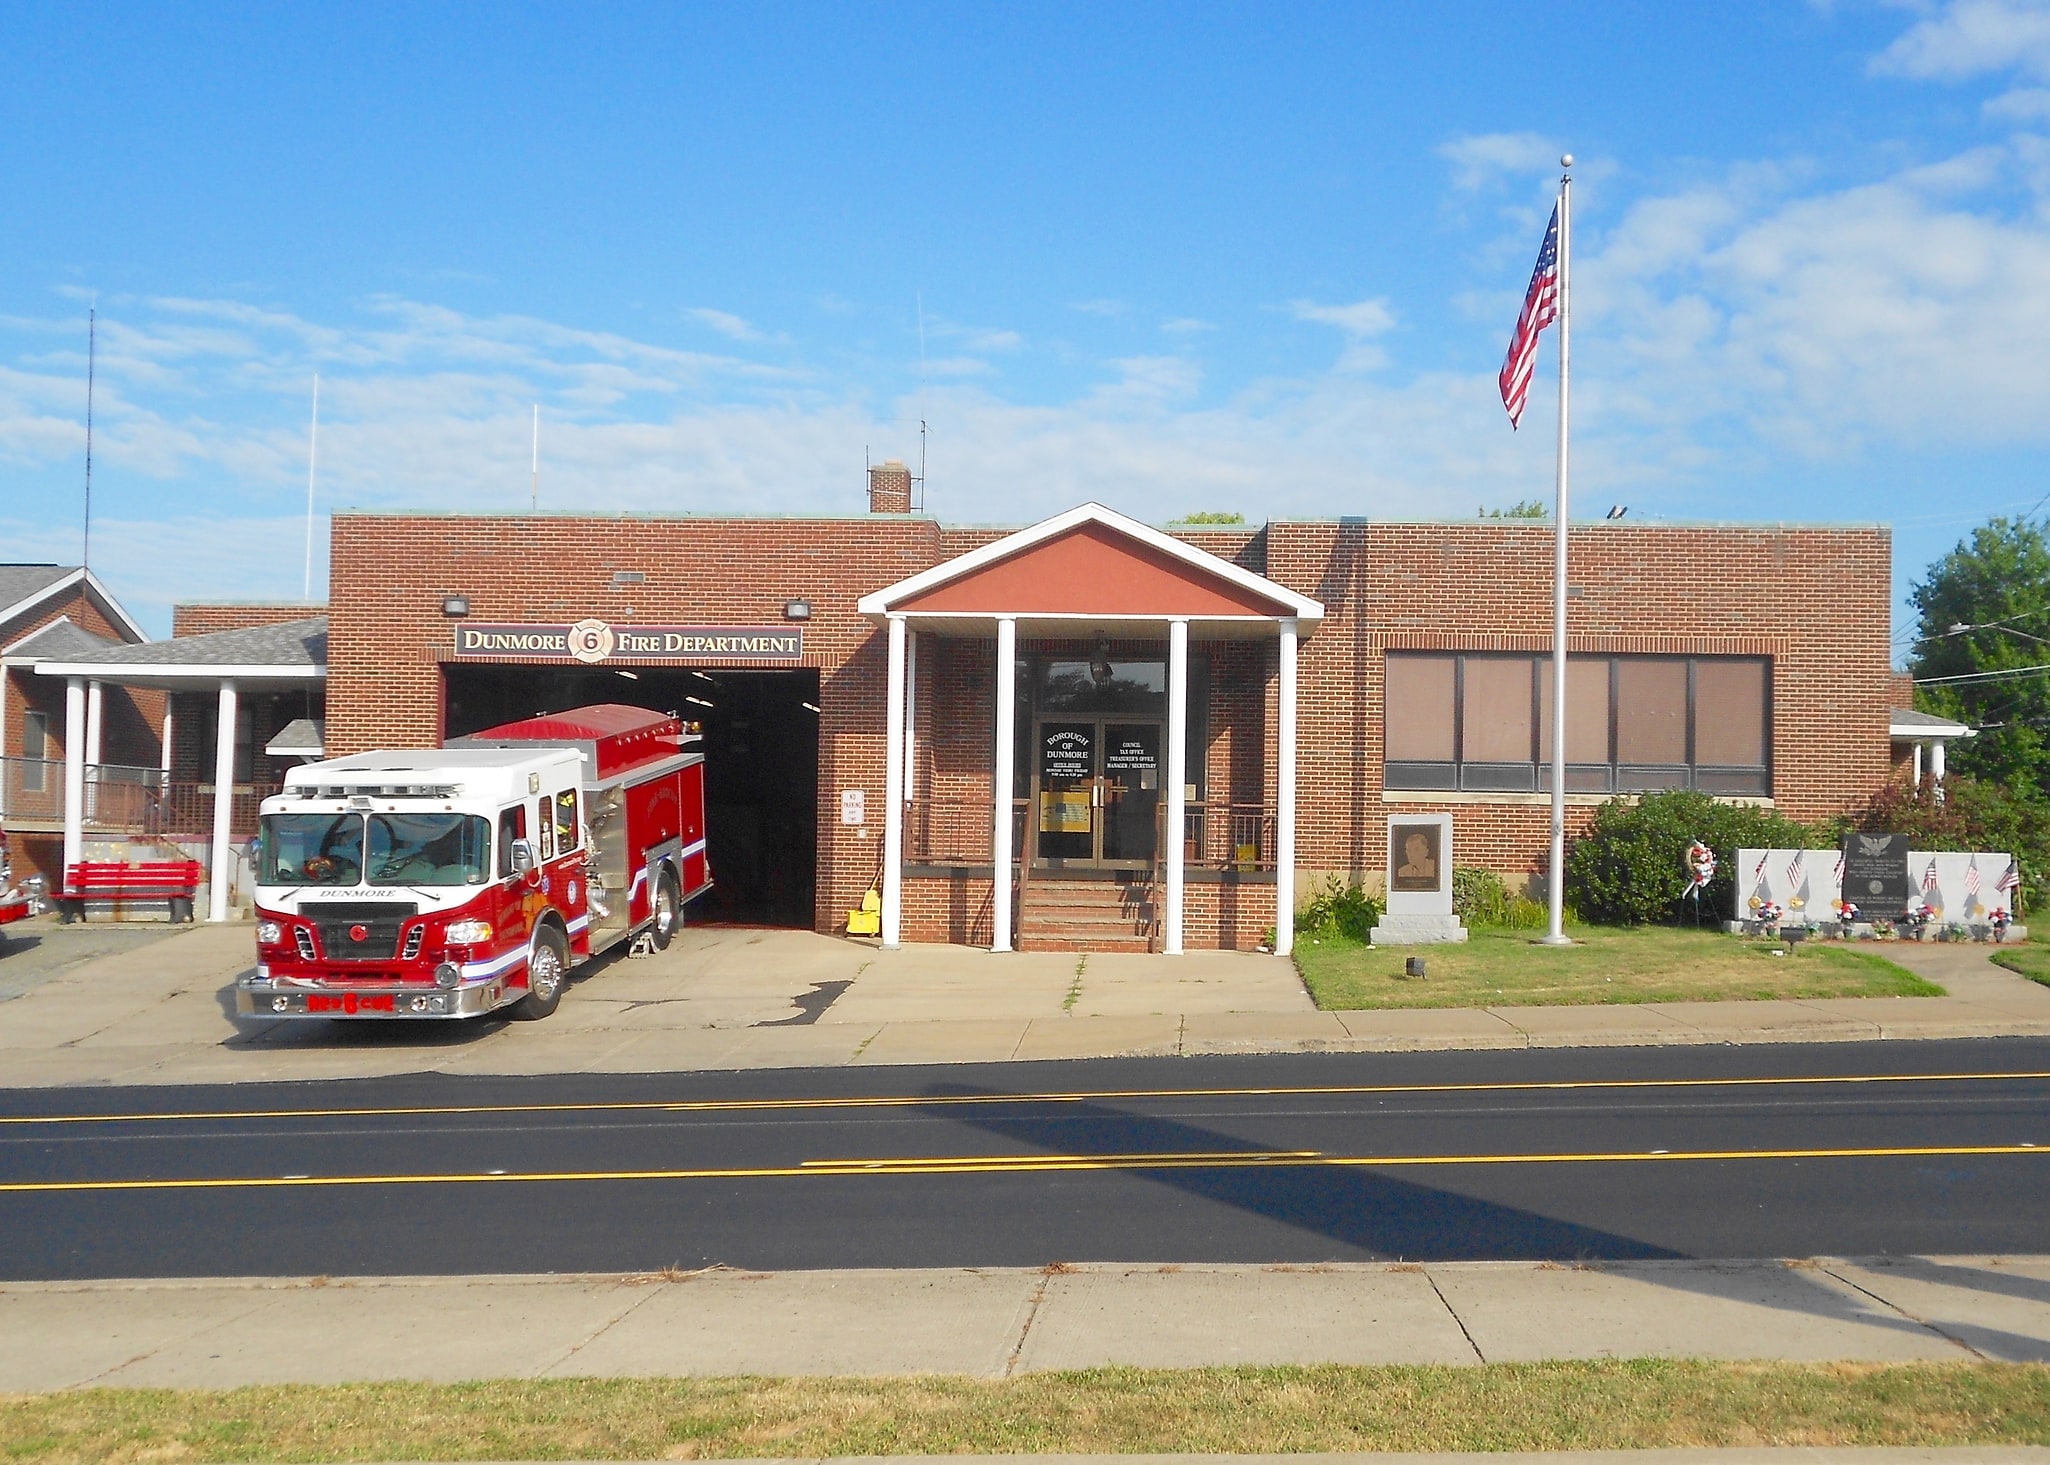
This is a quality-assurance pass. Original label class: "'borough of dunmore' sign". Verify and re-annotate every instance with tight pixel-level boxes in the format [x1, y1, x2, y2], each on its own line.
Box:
[453, 620, 804, 665]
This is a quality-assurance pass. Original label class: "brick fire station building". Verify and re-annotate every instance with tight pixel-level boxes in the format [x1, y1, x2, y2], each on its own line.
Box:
[287, 467, 1900, 955]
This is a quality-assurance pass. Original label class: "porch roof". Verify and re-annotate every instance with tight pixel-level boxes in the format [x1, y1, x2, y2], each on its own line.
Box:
[857, 503, 1323, 638]
[30, 616, 327, 692]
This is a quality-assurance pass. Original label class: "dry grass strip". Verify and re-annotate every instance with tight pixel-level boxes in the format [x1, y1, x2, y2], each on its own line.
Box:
[2, 1360, 2047, 1462]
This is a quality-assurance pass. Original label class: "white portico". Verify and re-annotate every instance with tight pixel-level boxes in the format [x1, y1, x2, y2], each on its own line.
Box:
[858, 503, 1323, 956]
[34, 618, 327, 921]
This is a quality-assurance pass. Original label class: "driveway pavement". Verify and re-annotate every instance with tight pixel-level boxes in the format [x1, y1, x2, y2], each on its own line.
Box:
[1, 921, 2048, 1087]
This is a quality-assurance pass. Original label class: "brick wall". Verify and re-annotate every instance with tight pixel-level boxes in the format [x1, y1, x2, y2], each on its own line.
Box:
[172, 602, 326, 637]
[1259, 520, 1893, 892]
[327, 513, 948, 934]
[2, 585, 163, 886]
[323, 512, 1895, 940]
[2, 587, 163, 772]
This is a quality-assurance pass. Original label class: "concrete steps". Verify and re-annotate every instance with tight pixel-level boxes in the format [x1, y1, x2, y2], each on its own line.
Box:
[1018, 875, 1158, 952]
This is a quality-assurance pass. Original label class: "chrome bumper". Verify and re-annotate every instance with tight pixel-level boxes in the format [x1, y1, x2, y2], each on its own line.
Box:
[237, 974, 512, 1019]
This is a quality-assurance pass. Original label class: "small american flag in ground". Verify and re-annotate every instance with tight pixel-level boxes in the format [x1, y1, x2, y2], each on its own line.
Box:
[1923, 858, 1940, 892]
[1966, 859, 1981, 899]
[1499, 205, 1560, 429]
[2000, 859, 2021, 893]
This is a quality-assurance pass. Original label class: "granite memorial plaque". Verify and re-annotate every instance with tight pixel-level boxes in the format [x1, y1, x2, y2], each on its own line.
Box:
[1841, 833, 1908, 907]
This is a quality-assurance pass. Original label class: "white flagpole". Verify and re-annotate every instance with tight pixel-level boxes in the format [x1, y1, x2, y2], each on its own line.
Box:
[1543, 155, 1574, 946]
[303, 374, 319, 602]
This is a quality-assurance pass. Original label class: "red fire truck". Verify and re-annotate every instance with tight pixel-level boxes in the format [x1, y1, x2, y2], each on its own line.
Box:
[239, 705, 709, 1020]
[0, 830, 31, 932]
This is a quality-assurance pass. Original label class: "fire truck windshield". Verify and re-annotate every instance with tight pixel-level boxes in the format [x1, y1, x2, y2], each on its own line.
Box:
[260, 812, 492, 887]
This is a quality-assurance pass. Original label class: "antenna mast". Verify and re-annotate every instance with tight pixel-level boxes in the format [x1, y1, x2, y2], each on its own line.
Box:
[82, 306, 95, 571]
[303, 374, 320, 601]
[531, 403, 539, 512]
[915, 293, 927, 511]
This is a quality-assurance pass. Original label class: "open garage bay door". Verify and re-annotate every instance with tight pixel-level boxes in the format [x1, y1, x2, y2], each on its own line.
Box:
[444, 665, 819, 926]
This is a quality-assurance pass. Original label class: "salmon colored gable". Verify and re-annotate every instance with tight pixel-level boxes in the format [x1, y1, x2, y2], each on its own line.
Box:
[895, 522, 1290, 617]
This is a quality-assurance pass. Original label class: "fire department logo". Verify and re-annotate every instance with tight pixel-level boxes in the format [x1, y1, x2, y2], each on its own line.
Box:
[348, 924, 369, 942]
[567, 619, 615, 664]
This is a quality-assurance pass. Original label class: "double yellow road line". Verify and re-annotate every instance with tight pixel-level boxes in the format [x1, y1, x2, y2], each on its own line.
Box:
[2, 1068, 2047, 1129]
[0, 1140, 2041, 1195]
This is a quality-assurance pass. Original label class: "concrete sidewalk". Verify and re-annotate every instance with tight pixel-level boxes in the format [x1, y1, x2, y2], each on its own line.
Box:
[2, 921, 2049, 1088]
[2, 1255, 2047, 1389]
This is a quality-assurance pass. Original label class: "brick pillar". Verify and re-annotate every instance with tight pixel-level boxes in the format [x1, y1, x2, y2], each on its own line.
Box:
[869, 460, 913, 514]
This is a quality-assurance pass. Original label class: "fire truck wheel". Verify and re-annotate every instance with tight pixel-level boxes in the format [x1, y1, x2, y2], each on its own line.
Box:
[513, 925, 569, 1021]
[651, 869, 681, 951]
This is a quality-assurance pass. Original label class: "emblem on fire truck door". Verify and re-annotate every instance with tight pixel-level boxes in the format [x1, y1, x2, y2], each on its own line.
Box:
[568, 619, 615, 664]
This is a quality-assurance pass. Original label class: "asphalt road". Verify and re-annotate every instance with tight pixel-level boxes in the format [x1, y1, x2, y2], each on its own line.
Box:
[1, 1038, 2046, 1280]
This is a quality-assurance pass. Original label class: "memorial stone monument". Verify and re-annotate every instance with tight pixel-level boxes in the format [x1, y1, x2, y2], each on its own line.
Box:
[1370, 812, 1467, 945]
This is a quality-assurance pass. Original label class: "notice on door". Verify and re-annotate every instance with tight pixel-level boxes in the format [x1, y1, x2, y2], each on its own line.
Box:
[1105, 733, 1158, 790]
[1042, 727, 1093, 780]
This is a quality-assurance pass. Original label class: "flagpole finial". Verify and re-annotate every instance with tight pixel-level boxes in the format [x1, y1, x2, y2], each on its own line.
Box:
[1560, 153, 1573, 170]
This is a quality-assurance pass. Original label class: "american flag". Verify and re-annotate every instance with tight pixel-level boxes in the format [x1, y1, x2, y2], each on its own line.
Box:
[1966, 858, 1981, 900]
[1999, 859, 2021, 893]
[1499, 205, 1561, 429]
[1784, 850, 1805, 893]
[1923, 858, 1940, 893]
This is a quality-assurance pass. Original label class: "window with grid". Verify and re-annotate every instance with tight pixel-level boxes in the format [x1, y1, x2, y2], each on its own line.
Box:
[1384, 653, 1769, 796]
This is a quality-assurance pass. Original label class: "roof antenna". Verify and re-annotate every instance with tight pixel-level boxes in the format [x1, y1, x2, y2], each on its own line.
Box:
[82, 303, 95, 572]
[303, 373, 320, 601]
[915, 292, 927, 511]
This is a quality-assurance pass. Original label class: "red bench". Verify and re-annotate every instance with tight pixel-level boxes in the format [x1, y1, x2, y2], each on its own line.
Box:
[57, 860, 202, 924]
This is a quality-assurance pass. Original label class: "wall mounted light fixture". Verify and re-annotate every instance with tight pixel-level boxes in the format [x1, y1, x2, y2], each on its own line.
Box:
[784, 599, 813, 621]
[441, 595, 471, 618]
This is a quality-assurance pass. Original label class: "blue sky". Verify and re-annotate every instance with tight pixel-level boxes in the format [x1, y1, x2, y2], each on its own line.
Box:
[4, 1, 2050, 647]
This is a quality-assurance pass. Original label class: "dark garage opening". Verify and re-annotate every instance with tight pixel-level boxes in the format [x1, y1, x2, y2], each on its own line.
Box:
[443, 664, 819, 927]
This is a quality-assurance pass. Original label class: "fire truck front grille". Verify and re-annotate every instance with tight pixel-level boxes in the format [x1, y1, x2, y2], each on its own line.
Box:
[304, 902, 421, 962]
[294, 927, 317, 961]
[401, 926, 424, 959]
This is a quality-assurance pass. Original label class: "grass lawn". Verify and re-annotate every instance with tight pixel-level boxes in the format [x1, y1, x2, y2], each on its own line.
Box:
[0, 1362, 2045, 1461]
[1991, 932, 2050, 988]
[1295, 922, 1943, 1011]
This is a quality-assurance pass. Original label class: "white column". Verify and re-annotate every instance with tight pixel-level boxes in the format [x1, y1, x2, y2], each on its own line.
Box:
[881, 615, 907, 949]
[1931, 737, 1946, 792]
[1275, 618, 1299, 958]
[160, 705, 174, 777]
[1912, 741, 1924, 787]
[904, 629, 918, 807]
[83, 679, 103, 821]
[84, 680, 103, 765]
[62, 677, 86, 876]
[1165, 618, 1188, 956]
[209, 679, 238, 922]
[992, 616, 1017, 953]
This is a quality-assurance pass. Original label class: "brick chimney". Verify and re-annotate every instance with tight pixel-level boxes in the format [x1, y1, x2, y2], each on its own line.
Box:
[868, 459, 913, 514]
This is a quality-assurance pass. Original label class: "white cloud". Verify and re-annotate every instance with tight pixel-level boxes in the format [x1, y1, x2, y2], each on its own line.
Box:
[1985, 83, 2050, 116]
[1437, 132, 1565, 192]
[1069, 299, 1127, 317]
[1872, 0, 2050, 81]
[688, 307, 767, 341]
[1289, 298, 1396, 336]
[1161, 316, 1215, 334]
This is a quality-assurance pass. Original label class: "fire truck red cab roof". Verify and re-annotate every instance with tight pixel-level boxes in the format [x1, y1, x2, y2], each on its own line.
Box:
[452, 704, 693, 781]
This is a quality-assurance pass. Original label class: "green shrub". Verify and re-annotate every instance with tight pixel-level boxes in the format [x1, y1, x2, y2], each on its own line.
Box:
[1452, 867, 1546, 929]
[1299, 876, 1382, 942]
[1565, 789, 1817, 926]
[1824, 775, 2048, 916]
[1451, 866, 1509, 922]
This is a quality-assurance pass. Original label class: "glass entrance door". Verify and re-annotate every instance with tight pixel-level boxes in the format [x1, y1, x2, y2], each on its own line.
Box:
[1032, 719, 1161, 868]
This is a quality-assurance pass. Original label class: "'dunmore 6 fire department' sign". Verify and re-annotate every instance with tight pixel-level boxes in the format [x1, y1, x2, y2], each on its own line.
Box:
[454, 620, 804, 665]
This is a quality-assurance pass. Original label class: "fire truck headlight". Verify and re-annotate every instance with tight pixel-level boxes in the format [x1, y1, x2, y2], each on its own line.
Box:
[256, 921, 284, 945]
[434, 961, 463, 989]
[445, 919, 494, 945]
